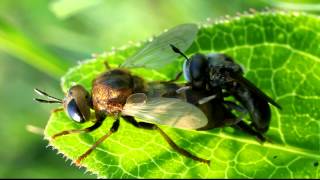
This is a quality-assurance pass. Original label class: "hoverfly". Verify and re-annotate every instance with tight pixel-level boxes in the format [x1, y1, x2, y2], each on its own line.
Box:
[35, 24, 213, 165]
[169, 44, 282, 141]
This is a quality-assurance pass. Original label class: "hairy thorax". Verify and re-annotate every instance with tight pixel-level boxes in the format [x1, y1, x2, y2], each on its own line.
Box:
[92, 83, 132, 115]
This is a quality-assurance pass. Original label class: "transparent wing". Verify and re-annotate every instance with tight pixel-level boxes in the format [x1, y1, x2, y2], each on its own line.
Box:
[122, 93, 208, 130]
[121, 23, 198, 69]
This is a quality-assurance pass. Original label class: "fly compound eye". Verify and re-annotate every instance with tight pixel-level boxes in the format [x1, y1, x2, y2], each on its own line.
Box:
[183, 59, 191, 82]
[189, 54, 206, 81]
[65, 84, 91, 121]
[66, 99, 85, 123]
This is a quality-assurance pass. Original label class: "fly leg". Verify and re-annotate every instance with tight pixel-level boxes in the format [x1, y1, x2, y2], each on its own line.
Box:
[51, 114, 105, 139]
[223, 101, 271, 143]
[122, 116, 210, 165]
[51, 120, 103, 139]
[233, 120, 270, 144]
[222, 101, 247, 125]
[223, 101, 247, 114]
[76, 118, 120, 165]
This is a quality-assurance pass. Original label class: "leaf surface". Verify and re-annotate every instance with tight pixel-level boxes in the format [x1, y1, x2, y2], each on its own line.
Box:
[44, 12, 320, 178]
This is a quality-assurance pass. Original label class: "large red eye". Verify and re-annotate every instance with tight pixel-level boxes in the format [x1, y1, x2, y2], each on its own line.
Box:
[66, 99, 85, 123]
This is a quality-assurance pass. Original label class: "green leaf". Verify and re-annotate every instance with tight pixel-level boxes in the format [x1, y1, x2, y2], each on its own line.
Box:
[44, 12, 320, 178]
[265, 0, 320, 12]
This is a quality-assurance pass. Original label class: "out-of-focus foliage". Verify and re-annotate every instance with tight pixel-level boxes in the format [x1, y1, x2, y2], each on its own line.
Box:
[264, 0, 320, 12]
[0, 0, 319, 178]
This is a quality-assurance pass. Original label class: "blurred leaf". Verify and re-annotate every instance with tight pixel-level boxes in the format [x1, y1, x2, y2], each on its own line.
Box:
[0, 18, 70, 79]
[265, 0, 320, 12]
[49, 0, 102, 19]
[45, 12, 320, 178]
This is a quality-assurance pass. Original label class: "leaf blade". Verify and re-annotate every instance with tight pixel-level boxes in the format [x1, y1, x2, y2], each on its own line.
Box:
[44, 11, 320, 178]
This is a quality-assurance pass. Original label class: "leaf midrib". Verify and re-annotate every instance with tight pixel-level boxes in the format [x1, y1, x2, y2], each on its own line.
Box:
[215, 132, 320, 159]
[65, 119, 320, 160]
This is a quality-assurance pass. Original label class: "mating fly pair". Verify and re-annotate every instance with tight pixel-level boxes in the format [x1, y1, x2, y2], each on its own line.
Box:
[34, 23, 281, 165]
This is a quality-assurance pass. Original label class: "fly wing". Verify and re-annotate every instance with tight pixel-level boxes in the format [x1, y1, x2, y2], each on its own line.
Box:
[121, 24, 198, 69]
[122, 93, 208, 130]
[230, 72, 282, 109]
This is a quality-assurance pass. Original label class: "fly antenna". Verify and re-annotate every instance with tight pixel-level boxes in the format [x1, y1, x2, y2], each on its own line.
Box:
[34, 88, 62, 103]
[33, 98, 62, 104]
[169, 44, 190, 62]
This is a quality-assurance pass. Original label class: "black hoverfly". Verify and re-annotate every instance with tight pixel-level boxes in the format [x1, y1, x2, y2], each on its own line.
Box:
[169, 44, 282, 141]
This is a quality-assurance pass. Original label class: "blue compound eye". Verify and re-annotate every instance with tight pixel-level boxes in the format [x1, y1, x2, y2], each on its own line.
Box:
[66, 99, 85, 123]
[183, 59, 191, 82]
[189, 54, 207, 80]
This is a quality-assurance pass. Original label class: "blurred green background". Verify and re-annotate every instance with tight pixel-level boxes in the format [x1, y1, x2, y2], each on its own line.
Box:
[0, 0, 317, 178]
